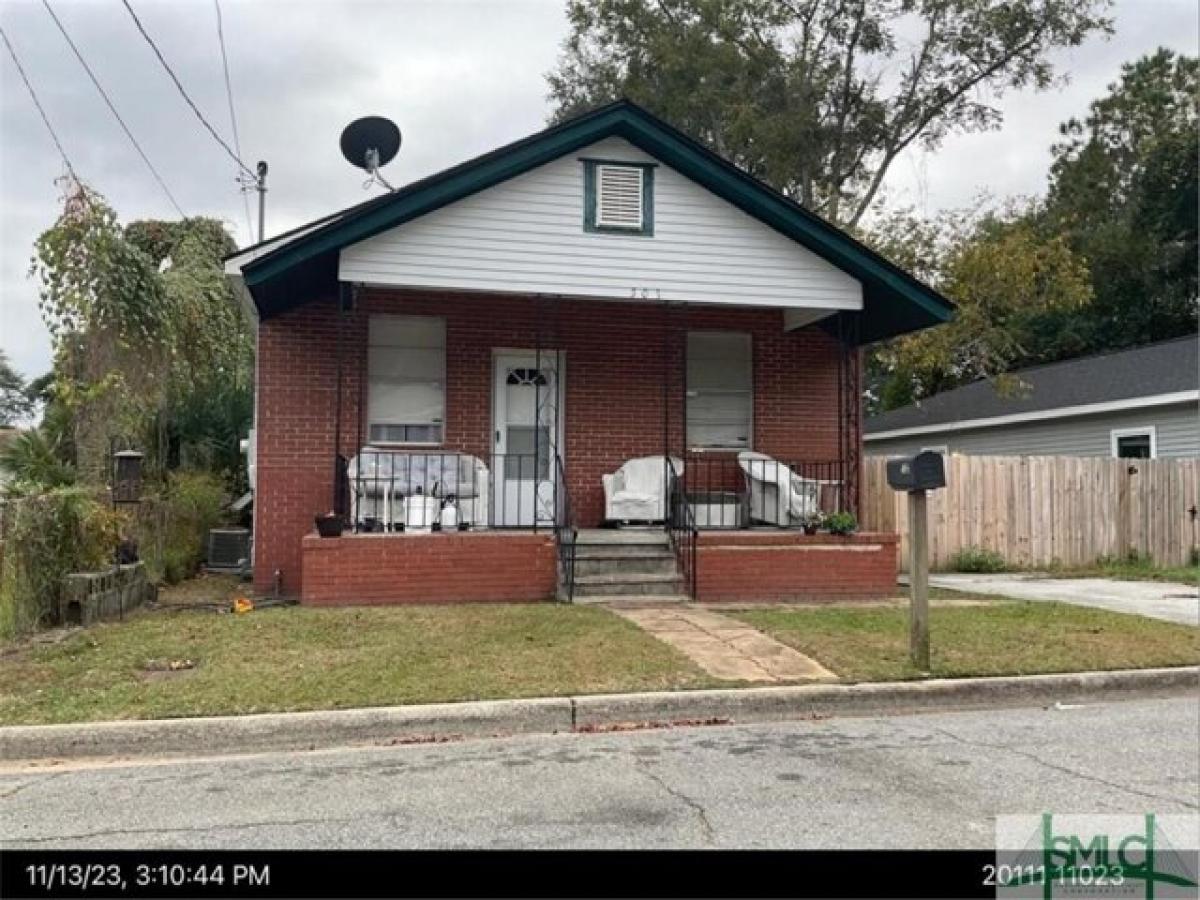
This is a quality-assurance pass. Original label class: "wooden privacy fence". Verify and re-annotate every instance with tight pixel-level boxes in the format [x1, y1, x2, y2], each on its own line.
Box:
[861, 455, 1200, 571]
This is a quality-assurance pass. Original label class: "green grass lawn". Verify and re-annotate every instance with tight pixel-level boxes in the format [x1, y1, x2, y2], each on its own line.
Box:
[1051, 559, 1200, 584]
[0, 604, 717, 726]
[734, 601, 1200, 682]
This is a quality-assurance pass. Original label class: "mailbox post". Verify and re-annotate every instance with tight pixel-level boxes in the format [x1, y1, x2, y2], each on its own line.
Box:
[885, 451, 946, 670]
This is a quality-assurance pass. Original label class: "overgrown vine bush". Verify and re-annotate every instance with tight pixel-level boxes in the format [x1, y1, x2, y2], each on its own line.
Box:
[0, 489, 122, 639]
[29, 180, 253, 488]
[136, 471, 226, 585]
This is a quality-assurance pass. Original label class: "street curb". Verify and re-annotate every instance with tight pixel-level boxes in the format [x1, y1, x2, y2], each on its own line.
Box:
[572, 666, 1199, 730]
[1, 667, 1195, 763]
[0, 697, 573, 763]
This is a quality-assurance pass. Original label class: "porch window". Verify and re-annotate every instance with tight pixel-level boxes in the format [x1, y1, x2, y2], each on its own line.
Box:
[367, 315, 445, 445]
[687, 331, 752, 450]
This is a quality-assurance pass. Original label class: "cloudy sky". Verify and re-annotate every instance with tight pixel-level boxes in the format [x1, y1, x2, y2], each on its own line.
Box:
[2, 0, 1197, 382]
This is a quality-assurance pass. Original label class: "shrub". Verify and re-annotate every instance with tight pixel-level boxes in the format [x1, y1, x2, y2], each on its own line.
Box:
[0, 488, 121, 639]
[136, 470, 226, 585]
[0, 429, 75, 496]
[824, 511, 858, 535]
[1094, 551, 1154, 571]
[947, 545, 1008, 573]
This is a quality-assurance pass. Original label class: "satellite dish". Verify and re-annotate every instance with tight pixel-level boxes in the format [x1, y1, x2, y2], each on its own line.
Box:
[340, 116, 401, 173]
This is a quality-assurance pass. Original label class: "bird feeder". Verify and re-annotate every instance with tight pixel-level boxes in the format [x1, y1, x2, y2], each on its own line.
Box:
[112, 451, 145, 505]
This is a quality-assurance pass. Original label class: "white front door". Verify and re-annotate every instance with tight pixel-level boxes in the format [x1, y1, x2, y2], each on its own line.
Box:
[492, 351, 563, 527]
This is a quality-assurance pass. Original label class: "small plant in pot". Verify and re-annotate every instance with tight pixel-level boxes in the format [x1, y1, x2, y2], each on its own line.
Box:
[823, 511, 857, 536]
[315, 511, 344, 538]
[800, 511, 824, 535]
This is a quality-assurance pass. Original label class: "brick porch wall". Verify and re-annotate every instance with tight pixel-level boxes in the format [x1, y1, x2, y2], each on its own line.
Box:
[300, 531, 557, 605]
[696, 532, 897, 602]
[255, 287, 858, 598]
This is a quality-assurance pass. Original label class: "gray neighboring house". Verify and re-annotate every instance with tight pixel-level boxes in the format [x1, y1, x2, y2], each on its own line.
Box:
[865, 336, 1200, 459]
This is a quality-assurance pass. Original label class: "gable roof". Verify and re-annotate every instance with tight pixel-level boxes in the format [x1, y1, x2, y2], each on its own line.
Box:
[866, 336, 1200, 439]
[230, 99, 953, 344]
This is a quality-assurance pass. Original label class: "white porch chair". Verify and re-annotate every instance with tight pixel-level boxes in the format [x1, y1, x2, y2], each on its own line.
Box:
[737, 451, 839, 527]
[348, 452, 490, 531]
[602, 456, 683, 523]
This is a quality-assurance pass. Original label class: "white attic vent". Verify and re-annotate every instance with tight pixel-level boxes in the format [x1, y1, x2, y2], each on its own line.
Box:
[595, 164, 644, 229]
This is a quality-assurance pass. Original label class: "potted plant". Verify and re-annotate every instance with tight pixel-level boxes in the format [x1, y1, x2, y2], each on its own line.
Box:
[824, 511, 858, 536]
[800, 511, 823, 535]
[315, 511, 344, 538]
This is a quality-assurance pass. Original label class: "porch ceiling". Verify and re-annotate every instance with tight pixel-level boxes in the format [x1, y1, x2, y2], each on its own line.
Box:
[342, 280, 859, 326]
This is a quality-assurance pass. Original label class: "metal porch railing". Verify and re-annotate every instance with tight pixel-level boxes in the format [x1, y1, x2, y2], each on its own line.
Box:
[666, 457, 698, 600]
[679, 456, 847, 530]
[343, 448, 579, 599]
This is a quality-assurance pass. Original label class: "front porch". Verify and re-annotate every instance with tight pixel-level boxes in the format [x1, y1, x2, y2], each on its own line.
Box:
[258, 286, 886, 603]
[329, 444, 881, 603]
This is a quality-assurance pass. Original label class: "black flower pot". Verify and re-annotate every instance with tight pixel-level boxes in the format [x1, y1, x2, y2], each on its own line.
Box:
[315, 513, 345, 538]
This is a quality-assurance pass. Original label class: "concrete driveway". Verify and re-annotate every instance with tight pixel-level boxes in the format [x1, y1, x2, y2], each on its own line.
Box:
[926, 573, 1199, 626]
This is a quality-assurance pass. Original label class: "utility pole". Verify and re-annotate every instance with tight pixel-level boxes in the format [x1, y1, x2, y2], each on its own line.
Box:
[255, 160, 268, 243]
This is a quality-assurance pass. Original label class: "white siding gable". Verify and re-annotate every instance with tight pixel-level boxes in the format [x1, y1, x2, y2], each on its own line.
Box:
[339, 137, 862, 312]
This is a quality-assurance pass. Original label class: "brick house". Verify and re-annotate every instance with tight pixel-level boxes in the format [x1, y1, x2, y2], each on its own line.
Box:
[224, 101, 952, 606]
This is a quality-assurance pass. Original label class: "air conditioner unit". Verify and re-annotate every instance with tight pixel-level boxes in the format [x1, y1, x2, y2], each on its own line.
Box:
[206, 528, 251, 573]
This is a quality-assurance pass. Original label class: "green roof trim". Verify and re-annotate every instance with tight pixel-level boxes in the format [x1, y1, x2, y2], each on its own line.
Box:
[240, 100, 953, 343]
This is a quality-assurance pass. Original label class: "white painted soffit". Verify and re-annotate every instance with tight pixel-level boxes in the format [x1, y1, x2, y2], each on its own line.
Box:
[223, 216, 344, 276]
[864, 390, 1200, 441]
[783, 308, 838, 330]
[342, 277, 860, 318]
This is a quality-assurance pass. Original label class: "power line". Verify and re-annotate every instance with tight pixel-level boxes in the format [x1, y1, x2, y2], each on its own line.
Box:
[212, 0, 255, 242]
[0, 24, 80, 184]
[41, 0, 186, 217]
[121, 0, 254, 178]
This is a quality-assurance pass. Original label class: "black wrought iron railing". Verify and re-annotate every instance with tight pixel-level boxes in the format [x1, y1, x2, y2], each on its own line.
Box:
[347, 449, 562, 533]
[680, 456, 846, 530]
[554, 454, 577, 602]
[666, 457, 698, 600]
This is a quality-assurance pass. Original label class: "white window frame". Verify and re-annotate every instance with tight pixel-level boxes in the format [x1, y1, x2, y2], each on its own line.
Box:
[686, 331, 754, 452]
[1110, 426, 1157, 459]
[367, 315, 446, 448]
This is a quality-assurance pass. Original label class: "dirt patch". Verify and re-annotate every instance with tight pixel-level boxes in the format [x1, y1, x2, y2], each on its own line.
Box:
[156, 574, 243, 609]
[0, 625, 86, 659]
[138, 657, 199, 682]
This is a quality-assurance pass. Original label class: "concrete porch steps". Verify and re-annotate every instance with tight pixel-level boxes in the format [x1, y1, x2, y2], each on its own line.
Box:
[572, 572, 683, 598]
[574, 528, 669, 545]
[573, 594, 690, 607]
[566, 528, 686, 603]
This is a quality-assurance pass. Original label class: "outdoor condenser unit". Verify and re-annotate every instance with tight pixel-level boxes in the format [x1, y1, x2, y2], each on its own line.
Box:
[206, 528, 251, 574]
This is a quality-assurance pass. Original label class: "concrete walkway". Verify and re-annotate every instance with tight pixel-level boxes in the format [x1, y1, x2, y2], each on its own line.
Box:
[614, 606, 837, 683]
[926, 574, 1199, 626]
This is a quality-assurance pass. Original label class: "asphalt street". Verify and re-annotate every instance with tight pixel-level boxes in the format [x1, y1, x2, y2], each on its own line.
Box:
[1, 696, 1196, 849]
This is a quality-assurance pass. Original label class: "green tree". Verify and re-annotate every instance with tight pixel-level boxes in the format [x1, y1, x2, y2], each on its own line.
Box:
[127, 217, 253, 482]
[865, 204, 1093, 411]
[1042, 48, 1198, 350]
[29, 178, 253, 488]
[30, 179, 169, 479]
[0, 351, 32, 426]
[548, 0, 1111, 226]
